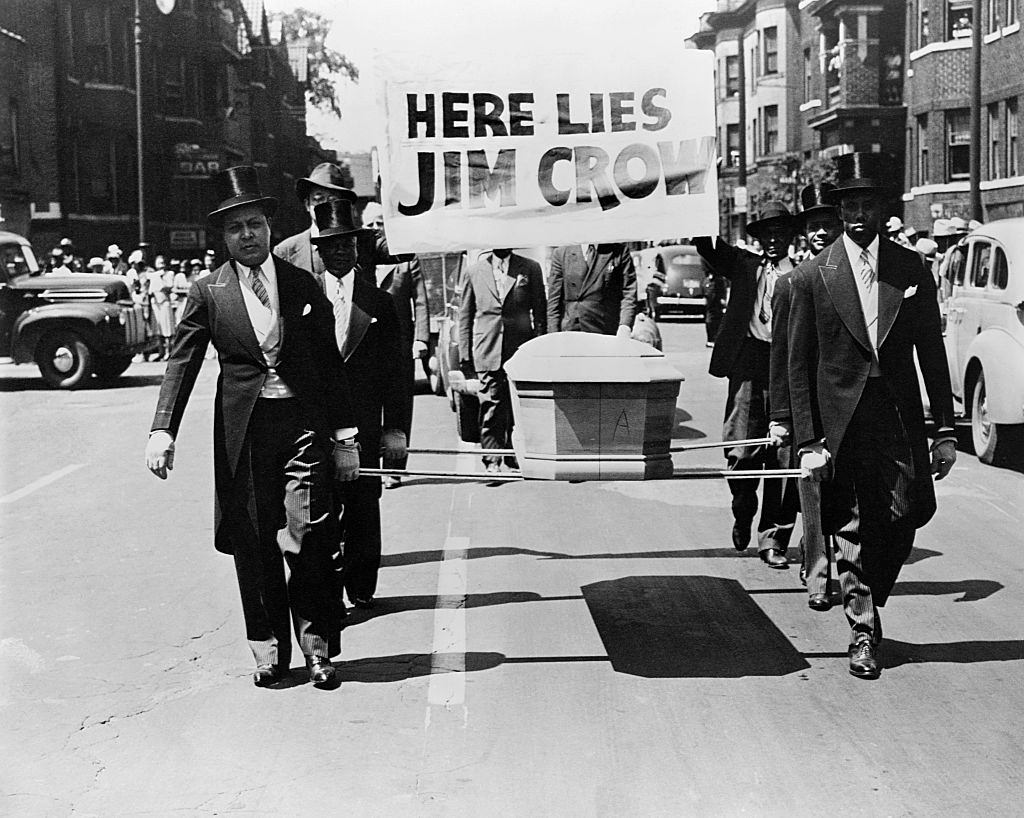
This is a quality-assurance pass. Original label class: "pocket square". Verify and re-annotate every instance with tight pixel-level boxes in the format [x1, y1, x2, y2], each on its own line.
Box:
[370, 316, 378, 324]
[302, 303, 312, 316]
[903, 285, 918, 299]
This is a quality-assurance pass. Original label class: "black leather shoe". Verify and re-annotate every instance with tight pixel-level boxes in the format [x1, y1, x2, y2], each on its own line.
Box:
[731, 521, 752, 551]
[849, 639, 880, 679]
[808, 593, 831, 611]
[760, 548, 788, 568]
[253, 663, 289, 688]
[305, 655, 338, 688]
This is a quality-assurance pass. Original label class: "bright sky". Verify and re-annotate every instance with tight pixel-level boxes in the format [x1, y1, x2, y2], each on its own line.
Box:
[263, 0, 716, 153]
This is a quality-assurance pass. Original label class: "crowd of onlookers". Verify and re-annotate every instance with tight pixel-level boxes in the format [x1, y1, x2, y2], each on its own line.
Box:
[43, 237, 220, 360]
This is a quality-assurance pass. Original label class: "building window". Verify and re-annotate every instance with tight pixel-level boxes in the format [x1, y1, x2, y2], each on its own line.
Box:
[764, 105, 779, 154]
[920, 7, 931, 47]
[917, 114, 929, 184]
[74, 133, 121, 213]
[988, 0, 1001, 31]
[1008, 0, 1019, 26]
[1008, 98, 1019, 176]
[989, 103, 1001, 179]
[752, 117, 758, 156]
[727, 123, 740, 166]
[76, 2, 129, 85]
[947, 109, 971, 180]
[949, 1, 974, 39]
[763, 26, 778, 74]
[803, 48, 812, 100]
[725, 55, 739, 97]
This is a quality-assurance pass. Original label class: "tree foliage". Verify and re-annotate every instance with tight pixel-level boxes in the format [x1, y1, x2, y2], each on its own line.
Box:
[270, 8, 357, 119]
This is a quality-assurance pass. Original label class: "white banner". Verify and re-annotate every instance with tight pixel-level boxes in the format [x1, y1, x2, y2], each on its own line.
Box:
[378, 47, 719, 253]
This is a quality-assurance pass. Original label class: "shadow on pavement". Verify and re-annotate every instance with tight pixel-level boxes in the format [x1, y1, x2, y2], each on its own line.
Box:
[349, 591, 583, 620]
[881, 639, 1024, 668]
[582, 575, 809, 678]
[890, 579, 1003, 602]
[381, 545, 761, 568]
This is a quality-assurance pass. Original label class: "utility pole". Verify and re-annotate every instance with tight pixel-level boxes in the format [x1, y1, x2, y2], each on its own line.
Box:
[969, 0, 983, 221]
[134, 0, 146, 246]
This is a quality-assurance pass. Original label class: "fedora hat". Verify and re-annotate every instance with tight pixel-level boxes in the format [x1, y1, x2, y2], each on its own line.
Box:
[797, 182, 838, 222]
[746, 200, 796, 239]
[295, 162, 358, 203]
[309, 199, 365, 244]
[208, 166, 278, 226]
[823, 152, 895, 203]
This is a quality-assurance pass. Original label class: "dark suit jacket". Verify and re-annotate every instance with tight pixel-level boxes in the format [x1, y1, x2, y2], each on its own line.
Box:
[376, 257, 429, 352]
[693, 236, 764, 379]
[150, 257, 355, 553]
[274, 227, 411, 288]
[546, 244, 637, 335]
[335, 275, 408, 467]
[459, 252, 546, 372]
[787, 236, 955, 528]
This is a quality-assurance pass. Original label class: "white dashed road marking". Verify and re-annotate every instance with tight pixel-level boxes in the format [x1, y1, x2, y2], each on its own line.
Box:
[0, 464, 84, 504]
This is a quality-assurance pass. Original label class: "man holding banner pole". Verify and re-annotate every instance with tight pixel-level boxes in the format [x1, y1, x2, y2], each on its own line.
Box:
[546, 243, 638, 337]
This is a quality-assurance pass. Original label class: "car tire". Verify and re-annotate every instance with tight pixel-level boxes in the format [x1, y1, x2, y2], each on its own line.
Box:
[454, 391, 480, 444]
[94, 355, 133, 381]
[971, 370, 1024, 466]
[36, 329, 94, 389]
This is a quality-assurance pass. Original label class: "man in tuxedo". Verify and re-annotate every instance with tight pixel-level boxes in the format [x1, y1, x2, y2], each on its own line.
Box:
[546, 243, 637, 337]
[144, 166, 360, 689]
[311, 199, 409, 611]
[787, 152, 957, 679]
[273, 163, 409, 286]
[769, 183, 843, 609]
[694, 204, 800, 568]
[361, 203, 430, 489]
[460, 249, 547, 472]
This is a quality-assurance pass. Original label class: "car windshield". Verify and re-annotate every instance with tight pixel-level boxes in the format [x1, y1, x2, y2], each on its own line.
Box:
[0, 242, 39, 281]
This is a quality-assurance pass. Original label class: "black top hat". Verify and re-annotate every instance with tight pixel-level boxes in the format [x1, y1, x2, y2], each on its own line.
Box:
[797, 182, 839, 222]
[823, 152, 895, 203]
[208, 166, 279, 225]
[746, 200, 796, 239]
[295, 163, 359, 203]
[309, 200, 365, 243]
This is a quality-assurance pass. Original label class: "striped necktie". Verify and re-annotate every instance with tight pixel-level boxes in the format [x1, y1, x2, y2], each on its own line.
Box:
[333, 276, 349, 353]
[859, 248, 878, 346]
[249, 266, 272, 310]
[758, 260, 778, 325]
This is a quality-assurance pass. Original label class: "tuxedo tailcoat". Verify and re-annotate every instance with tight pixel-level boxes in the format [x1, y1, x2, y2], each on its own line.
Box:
[274, 227, 410, 290]
[546, 244, 637, 335]
[330, 274, 407, 605]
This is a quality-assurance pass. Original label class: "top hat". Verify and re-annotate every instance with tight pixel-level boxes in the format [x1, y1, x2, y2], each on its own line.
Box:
[295, 163, 359, 203]
[746, 200, 797, 239]
[797, 182, 838, 222]
[309, 199, 365, 244]
[823, 152, 895, 203]
[207, 166, 279, 226]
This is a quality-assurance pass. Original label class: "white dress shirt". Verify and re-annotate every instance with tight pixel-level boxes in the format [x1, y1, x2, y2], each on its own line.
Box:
[842, 233, 882, 375]
[748, 255, 792, 342]
[491, 253, 511, 300]
[237, 256, 294, 398]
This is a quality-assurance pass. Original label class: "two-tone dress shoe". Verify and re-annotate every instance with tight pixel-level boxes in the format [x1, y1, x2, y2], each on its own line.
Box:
[731, 521, 752, 551]
[253, 663, 289, 688]
[760, 548, 788, 568]
[808, 593, 831, 611]
[849, 638, 880, 679]
[305, 655, 338, 689]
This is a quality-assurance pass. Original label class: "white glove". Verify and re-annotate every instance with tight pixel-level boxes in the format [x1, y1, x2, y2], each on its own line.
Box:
[768, 421, 791, 447]
[616, 325, 632, 339]
[412, 340, 428, 359]
[332, 441, 360, 482]
[146, 431, 175, 479]
[381, 429, 408, 465]
[799, 442, 831, 482]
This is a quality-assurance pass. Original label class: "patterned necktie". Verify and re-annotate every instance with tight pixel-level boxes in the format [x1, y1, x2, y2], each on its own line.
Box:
[859, 248, 878, 345]
[758, 260, 778, 325]
[333, 276, 349, 353]
[249, 266, 272, 310]
[585, 244, 597, 269]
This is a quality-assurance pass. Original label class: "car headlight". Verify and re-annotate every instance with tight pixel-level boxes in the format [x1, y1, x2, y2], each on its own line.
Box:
[119, 312, 127, 325]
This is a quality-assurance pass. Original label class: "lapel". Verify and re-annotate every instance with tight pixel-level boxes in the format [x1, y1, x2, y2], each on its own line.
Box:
[502, 253, 524, 307]
[343, 275, 373, 361]
[377, 264, 396, 293]
[819, 239, 872, 353]
[580, 245, 606, 294]
[876, 238, 909, 350]
[207, 262, 264, 364]
[480, 253, 501, 303]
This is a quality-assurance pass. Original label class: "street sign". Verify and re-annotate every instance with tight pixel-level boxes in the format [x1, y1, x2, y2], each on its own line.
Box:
[734, 185, 748, 213]
[172, 144, 222, 178]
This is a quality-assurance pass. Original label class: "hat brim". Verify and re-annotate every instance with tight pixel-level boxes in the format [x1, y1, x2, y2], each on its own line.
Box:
[822, 180, 892, 204]
[796, 203, 840, 223]
[295, 178, 359, 203]
[310, 225, 369, 244]
[207, 195, 279, 226]
[746, 213, 796, 238]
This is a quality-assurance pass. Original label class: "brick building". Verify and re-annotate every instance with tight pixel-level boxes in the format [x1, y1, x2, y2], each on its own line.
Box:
[0, 0, 334, 261]
[902, 0, 1023, 227]
[0, 22, 30, 236]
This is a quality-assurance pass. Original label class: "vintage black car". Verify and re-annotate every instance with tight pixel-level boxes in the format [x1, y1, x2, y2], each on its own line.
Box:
[0, 231, 153, 388]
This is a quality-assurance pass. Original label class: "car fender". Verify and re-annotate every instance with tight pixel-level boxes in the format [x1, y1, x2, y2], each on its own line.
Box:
[963, 328, 1024, 425]
[11, 302, 119, 363]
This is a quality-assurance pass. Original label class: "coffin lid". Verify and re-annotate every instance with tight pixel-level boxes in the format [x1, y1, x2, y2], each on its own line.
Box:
[505, 332, 683, 384]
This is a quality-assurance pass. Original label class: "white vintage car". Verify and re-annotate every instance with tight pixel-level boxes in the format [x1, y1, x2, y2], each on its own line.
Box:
[940, 218, 1024, 464]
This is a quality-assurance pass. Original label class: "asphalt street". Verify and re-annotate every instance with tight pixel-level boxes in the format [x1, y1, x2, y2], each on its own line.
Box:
[2, 319, 1022, 816]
